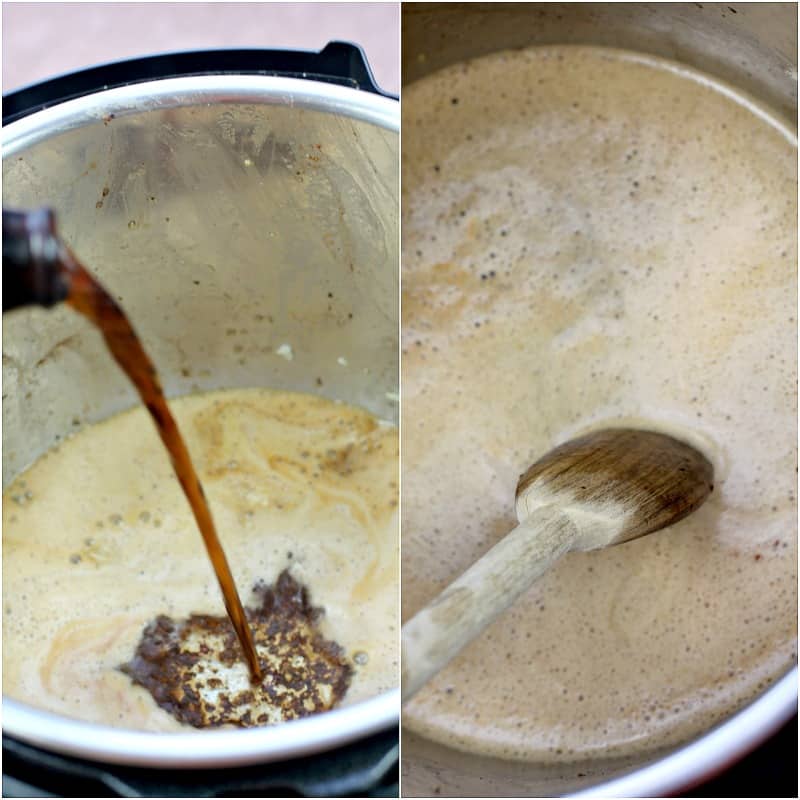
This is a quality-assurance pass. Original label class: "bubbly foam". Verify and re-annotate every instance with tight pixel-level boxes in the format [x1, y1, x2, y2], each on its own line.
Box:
[3, 388, 398, 729]
[401, 46, 797, 762]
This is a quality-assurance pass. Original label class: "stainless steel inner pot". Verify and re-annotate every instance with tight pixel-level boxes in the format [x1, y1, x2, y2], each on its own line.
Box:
[2, 70, 399, 768]
[401, 3, 797, 796]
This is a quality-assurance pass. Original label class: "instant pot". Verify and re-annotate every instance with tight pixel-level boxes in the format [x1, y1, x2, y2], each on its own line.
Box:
[401, 3, 797, 797]
[2, 42, 398, 796]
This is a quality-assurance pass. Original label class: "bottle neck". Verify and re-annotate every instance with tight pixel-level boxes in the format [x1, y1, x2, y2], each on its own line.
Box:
[3, 207, 72, 311]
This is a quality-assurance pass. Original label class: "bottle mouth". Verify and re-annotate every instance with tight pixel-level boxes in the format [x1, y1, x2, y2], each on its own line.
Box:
[3, 206, 71, 311]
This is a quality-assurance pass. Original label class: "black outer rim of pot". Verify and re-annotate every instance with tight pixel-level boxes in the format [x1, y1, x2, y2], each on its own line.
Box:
[2, 726, 400, 797]
[2, 41, 395, 125]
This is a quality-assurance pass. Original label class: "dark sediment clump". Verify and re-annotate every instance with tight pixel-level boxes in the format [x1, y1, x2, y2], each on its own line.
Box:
[120, 570, 352, 728]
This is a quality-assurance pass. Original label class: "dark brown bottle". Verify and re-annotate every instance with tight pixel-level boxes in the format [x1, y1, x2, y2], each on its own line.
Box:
[3, 207, 72, 311]
[2, 206, 263, 683]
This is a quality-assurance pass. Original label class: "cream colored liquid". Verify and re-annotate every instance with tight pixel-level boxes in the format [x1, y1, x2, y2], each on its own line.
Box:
[402, 47, 797, 762]
[3, 388, 398, 729]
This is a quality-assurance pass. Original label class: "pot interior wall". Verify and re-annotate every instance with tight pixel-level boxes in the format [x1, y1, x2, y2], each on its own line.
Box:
[2, 94, 399, 483]
[402, 728, 678, 796]
[401, 2, 796, 796]
[402, 2, 797, 123]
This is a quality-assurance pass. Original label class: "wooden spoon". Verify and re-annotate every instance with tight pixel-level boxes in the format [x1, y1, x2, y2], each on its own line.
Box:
[401, 428, 714, 702]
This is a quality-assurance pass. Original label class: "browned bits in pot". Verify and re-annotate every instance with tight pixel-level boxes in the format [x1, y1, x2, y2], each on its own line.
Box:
[120, 570, 352, 728]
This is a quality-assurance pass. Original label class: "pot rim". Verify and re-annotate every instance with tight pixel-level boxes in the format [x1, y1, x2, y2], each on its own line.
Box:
[2, 689, 400, 768]
[573, 667, 797, 797]
[1, 73, 399, 158]
[2, 72, 399, 768]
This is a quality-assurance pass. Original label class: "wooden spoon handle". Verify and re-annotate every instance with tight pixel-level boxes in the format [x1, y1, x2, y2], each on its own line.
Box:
[401, 508, 577, 702]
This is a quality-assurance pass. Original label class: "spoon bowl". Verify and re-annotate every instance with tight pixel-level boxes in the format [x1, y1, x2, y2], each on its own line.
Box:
[516, 428, 714, 550]
[402, 427, 714, 702]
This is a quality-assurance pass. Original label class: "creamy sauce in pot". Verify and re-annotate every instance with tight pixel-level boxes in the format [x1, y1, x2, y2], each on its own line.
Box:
[3, 388, 398, 729]
[402, 46, 797, 762]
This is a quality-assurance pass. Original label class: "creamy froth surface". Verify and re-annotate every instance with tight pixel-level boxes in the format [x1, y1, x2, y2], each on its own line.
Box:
[3, 388, 398, 730]
[401, 46, 797, 762]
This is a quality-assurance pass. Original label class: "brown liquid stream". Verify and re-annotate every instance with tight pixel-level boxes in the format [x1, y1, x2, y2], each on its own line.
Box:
[59, 249, 262, 683]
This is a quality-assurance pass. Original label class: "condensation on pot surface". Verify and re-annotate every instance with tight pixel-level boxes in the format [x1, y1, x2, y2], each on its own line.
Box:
[2, 78, 399, 484]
